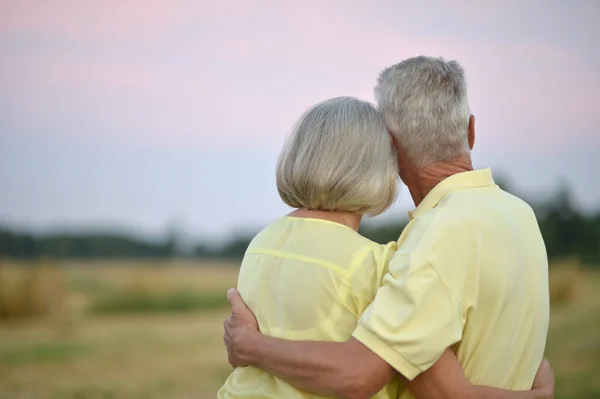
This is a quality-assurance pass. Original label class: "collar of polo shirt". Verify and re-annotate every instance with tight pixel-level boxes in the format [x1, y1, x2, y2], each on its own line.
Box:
[408, 168, 496, 220]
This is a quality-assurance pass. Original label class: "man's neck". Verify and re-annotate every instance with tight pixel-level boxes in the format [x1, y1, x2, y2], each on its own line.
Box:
[408, 155, 473, 206]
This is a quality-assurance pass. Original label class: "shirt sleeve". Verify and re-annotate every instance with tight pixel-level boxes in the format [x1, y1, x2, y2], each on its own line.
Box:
[349, 242, 397, 316]
[352, 251, 465, 380]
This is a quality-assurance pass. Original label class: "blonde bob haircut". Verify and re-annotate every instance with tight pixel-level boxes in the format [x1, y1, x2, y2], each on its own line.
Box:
[276, 97, 398, 216]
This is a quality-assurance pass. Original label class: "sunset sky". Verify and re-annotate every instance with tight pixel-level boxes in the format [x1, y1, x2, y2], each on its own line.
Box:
[1, 0, 599, 240]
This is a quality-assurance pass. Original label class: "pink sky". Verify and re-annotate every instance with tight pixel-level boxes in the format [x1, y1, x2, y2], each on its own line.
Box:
[1, 0, 598, 236]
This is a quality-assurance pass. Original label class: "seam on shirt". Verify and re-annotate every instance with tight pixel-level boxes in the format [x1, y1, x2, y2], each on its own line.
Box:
[347, 245, 376, 276]
[375, 242, 395, 283]
[245, 249, 358, 318]
[343, 249, 370, 318]
[333, 282, 358, 319]
[346, 244, 397, 317]
[245, 247, 351, 280]
[346, 246, 379, 318]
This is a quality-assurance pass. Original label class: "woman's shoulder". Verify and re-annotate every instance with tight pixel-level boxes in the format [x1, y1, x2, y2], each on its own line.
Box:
[297, 219, 396, 264]
[246, 216, 396, 270]
[350, 240, 397, 272]
[245, 216, 289, 245]
[250, 215, 364, 246]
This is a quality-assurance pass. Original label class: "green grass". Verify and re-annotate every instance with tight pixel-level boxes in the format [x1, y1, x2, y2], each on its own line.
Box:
[545, 275, 600, 399]
[0, 341, 90, 366]
[66, 277, 118, 296]
[0, 261, 598, 399]
[90, 290, 228, 314]
[48, 379, 178, 399]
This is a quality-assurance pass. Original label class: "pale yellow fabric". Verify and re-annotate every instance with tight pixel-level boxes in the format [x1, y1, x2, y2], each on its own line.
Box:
[218, 216, 400, 399]
[353, 168, 550, 397]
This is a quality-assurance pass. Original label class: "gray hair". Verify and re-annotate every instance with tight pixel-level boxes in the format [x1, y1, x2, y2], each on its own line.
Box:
[375, 56, 471, 167]
[276, 97, 398, 216]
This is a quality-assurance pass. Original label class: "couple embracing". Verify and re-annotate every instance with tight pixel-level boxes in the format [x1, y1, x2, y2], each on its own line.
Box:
[219, 56, 553, 399]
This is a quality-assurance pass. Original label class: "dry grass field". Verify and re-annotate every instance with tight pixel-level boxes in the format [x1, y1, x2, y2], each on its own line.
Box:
[0, 259, 598, 399]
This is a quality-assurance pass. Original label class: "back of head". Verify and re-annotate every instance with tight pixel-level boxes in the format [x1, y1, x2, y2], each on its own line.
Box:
[276, 97, 398, 216]
[375, 56, 471, 168]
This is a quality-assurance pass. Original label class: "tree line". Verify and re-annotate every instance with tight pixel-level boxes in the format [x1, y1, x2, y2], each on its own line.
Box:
[1, 183, 598, 266]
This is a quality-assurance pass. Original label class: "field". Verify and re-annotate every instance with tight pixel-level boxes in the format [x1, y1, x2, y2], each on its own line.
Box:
[0, 259, 599, 399]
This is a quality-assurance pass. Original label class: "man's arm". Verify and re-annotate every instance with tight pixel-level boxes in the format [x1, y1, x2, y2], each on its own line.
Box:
[224, 289, 553, 399]
[408, 351, 554, 399]
[228, 328, 392, 398]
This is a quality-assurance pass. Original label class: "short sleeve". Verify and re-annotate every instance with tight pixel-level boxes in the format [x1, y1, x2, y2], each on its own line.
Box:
[352, 251, 465, 380]
[349, 242, 397, 316]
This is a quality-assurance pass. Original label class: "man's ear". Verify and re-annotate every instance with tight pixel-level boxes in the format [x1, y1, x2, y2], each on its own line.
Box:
[389, 131, 399, 150]
[388, 132, 404, 169]
[468, 114, 475, 150]
[389, 132, 405, 158]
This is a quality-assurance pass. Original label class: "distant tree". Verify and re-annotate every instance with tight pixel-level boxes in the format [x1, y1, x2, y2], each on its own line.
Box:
[359, 222, 406, 244]
[1, 178, 598, 266]
[219, 236, 253, 258]
[536, 182, 600, 265]
[492, 172, 516, 195]
[0, 230, 38, 257]
[195, 243, 216, 258]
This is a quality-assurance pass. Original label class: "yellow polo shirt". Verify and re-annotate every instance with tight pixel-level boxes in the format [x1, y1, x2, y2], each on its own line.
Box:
[219, 216, 400, 399]
[353, 168, 550, 395]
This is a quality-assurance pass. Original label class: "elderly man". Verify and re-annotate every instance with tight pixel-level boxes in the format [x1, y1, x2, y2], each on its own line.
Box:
[224, 56, 551, 399]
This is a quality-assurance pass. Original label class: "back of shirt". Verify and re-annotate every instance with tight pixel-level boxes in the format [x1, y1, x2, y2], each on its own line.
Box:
[218, 216, 399, 399]
[451, 188, 550, 387]
[353, 169, 549, 396]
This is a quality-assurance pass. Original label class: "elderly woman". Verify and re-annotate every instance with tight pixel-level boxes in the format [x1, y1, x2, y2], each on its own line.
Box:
[218, 97, 552, 399]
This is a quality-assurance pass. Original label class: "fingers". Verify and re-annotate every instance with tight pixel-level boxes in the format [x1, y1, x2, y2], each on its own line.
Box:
[536, 358, 549, 373]
[223, 316, 231, 340]
[223, 315, 237, 369]
[226, 288, 250, 315]
[542, 358, 552, 372]
[538, 358, 553, 377]
[227, 288, 236, 300]
[532, 357, 554, 393]
[223, 288, 258, 369]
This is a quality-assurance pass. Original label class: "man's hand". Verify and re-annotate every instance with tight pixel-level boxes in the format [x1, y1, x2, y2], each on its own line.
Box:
[532, 358, 554, 399]
[223, 288, 260, 368]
